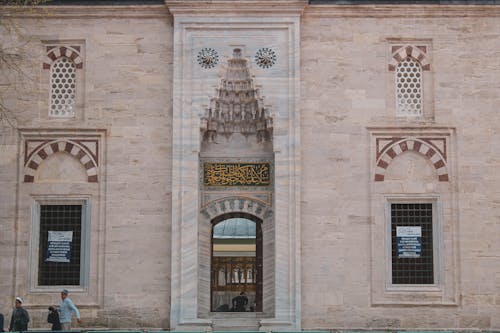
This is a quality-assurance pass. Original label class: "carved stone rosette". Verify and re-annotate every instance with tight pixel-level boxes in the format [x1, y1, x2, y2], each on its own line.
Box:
[200, 48, 273, 143]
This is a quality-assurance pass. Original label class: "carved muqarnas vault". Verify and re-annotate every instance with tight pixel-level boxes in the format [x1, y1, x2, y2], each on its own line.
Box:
[200, 48, 273, 144]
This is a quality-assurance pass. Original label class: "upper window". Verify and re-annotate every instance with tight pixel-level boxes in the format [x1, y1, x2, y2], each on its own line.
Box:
[43, 43, 84, 119]
[387, 42, 432, 119]
[49, 57, 77, 118]
[396, 58, 422, 117]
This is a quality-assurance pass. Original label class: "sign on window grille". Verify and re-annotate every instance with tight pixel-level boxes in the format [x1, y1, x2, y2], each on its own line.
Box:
[45, 231, 73, 263]
[396, 226, 421, 258]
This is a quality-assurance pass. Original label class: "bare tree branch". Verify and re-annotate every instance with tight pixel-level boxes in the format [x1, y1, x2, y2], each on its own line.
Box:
[0, 0, 51, 135]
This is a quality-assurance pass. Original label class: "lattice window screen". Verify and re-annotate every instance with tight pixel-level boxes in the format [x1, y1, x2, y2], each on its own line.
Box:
[50, 57, 76, 117]
[396, 58, 422, 116]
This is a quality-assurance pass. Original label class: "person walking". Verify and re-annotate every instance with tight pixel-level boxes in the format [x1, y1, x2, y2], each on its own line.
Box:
[9, 297, 29, 331]
[1, 312, 5, 332]
[59, 290, 81, 330]
[47, 307, 61, 331]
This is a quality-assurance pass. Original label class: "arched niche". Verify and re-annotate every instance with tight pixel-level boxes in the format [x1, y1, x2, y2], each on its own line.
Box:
[198, 198, 274, 319]
[24, 139, 98, 183]
[169, 15, 302, 331]
[210, 214, 262, 313]
[35, 151, 88, 183]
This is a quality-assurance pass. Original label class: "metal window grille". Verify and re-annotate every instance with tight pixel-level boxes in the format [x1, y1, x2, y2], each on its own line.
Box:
[38, 205, 82, 286]
[391, 203, 434, 284]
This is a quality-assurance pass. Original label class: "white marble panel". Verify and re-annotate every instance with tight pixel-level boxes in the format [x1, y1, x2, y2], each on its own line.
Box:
[170, 10, 302, 331]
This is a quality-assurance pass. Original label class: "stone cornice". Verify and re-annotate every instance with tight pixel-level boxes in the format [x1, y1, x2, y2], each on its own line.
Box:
[165, 0, 307, 16]
[3, 2, 497, 18]
[0, 5, 168, 18]
[305, 4, 500, 17]
[366, 125, 456, 132]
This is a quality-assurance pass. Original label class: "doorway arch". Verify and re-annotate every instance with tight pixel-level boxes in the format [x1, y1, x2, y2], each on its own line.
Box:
[198, 197, 274, 318]
[211, 213, 263, 312]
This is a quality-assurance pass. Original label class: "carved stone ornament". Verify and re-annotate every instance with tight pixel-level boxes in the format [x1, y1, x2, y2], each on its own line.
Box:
[255, 47, 277, 69]
[197, 47, 219, 69]
[200, 48, 273, 143]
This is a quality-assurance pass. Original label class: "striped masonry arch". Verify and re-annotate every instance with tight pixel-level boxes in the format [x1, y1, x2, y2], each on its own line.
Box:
[374, 138, 449, 182]
[43, 46, 83, 70]
[200, 197, 273, 221]
[24, 140, 98, 183]
[388, 44, 430, 71]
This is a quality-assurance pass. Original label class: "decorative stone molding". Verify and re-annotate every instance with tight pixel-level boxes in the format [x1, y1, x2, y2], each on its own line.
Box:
[23, 138, 99, 183]
[200, 196, 273, 221]
[43, 45, 83, 70]
[388, 44, 430, 71]
[0, 5, 168, 18]
[374, 137, 448, 182]
[166, 0, 307, 15]
[202, 191, 272, 207]
[304, 4, 500, 18]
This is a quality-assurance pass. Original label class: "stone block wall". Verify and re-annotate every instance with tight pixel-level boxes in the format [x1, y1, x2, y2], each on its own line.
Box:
[0, 6, 173, 329]
[300, 4, 500, 330]
[0, 2, 499, 331]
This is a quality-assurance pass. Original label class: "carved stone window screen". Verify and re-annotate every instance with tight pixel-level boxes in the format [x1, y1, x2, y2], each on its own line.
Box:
[396, 58, 422, 116]
[50, 57, 76, 117]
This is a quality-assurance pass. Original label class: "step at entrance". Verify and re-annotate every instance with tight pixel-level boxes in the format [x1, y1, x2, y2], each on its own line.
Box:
[212, 318, 260, 332]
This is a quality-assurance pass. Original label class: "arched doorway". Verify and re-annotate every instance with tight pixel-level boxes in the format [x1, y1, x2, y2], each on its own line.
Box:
[211, 213, 263, 312]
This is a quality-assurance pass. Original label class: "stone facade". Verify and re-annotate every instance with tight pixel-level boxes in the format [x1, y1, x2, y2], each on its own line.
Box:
[0, 1, 499, 331]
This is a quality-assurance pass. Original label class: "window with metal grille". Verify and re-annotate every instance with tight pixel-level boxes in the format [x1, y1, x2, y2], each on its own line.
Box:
[38, 205, 82, 286]
[391, 203, 434, 284]
[396, 57, 422, 116]
[49, 57, 76, 117]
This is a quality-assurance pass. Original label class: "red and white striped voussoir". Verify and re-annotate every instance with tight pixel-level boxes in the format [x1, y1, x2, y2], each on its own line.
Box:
[374, 138, 448, 182]
[43, 46, 83, 70]
[388, 44, 430, 71]
[24, 140, 97, 183]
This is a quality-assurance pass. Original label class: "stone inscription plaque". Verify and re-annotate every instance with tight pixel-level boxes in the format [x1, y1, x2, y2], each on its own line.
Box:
[203, 162, 271, 186]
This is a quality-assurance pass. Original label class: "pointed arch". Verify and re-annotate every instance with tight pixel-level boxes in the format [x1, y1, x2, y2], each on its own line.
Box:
[200, 196, 273, 221]
[388, 44, 430, 71]
[198, 196, 274, 316]
[43, 46, 83, 70]
[24, 139, 98, 183]
[210, 212, 263, 312]
[374, 138, 448, 182]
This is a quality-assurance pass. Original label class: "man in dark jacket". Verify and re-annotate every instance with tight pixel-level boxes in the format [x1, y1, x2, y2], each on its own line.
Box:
[231, 292, 248, 312]
[9, 297, 29, 331]
[47, 307, 61, 331]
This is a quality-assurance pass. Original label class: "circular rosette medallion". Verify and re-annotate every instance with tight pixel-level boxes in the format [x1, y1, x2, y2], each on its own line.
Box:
[197, 48, 219, 69]
[255, 48, 277, 69]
